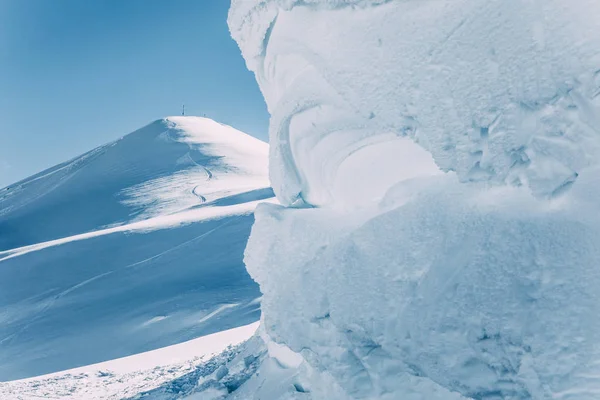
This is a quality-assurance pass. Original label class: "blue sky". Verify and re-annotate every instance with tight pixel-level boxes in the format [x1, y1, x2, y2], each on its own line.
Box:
[0, 0, 270, 188]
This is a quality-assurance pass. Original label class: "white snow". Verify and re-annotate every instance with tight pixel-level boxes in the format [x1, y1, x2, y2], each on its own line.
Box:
[0, 322, 259, 400]
[0, 196, 273, 263]
[0, 117, 272, 381]
[230, 0, 600, 206]
[3, 1, 600, 398]
[246, 173, 600, 399]
[228, 1, 600, 399]
[120, 117, 269, 220]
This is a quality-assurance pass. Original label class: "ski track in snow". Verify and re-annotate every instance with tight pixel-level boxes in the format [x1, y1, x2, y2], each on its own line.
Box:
[0, 117, 273, 383]
[122, 218, 238, 271]
[0, 271, 116, 348]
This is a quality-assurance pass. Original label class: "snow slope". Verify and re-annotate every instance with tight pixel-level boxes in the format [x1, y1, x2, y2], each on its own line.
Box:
[0, 117, 272, 381]
[0, 322, 259, 400]
[228, 1, 600, 399]
[0, 117, 269, 249]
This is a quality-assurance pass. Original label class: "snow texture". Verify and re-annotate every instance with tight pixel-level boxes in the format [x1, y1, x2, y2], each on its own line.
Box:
[229, 1, 600, 399]
[230, 0, 600, 206]
[0, 322, 259, 400]
[0, 117, 271, 381]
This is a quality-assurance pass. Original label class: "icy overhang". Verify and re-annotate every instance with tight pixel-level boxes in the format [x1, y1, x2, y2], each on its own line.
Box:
[230, 0, 600, 207]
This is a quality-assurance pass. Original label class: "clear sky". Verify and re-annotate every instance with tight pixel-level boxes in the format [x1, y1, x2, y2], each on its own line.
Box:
[0, 0, 270, 188]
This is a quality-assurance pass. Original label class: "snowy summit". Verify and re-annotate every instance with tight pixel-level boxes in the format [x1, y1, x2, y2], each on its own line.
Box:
[0, 117, 271, 382]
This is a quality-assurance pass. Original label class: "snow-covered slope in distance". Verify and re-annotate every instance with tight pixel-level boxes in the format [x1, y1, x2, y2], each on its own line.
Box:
[0, 117, 272, 381]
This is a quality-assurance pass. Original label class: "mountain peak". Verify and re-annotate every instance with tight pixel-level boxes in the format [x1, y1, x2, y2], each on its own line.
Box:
[0, 118, 269, 250]
[160, 116, 268, 155]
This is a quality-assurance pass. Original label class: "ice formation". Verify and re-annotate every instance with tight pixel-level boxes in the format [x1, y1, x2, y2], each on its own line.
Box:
[230, 0, 600, 206]
[229, 0, 600, 399]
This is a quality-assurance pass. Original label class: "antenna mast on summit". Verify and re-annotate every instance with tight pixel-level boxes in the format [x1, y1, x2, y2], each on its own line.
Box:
[182, 104, 185, 116]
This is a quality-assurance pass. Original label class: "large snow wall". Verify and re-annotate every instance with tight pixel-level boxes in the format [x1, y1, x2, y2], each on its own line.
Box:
[229, 1, 600, 398]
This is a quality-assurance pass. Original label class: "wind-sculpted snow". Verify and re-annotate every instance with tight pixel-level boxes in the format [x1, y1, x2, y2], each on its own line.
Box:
[230, 0, 600, 206]
[229, 1, 600, 399]
[246, 174, 600, 399]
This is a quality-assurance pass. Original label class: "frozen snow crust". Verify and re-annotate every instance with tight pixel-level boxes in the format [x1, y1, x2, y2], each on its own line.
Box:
[229, 0, 600, 398]
[230, 0, 600, 206]
[246, 173, 600, 399]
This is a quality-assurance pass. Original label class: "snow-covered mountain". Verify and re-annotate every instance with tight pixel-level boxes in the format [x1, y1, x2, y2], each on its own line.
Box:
[0, 117, 269, 250]
[4, 1, 600, 398]
[0, 117, 272, 381]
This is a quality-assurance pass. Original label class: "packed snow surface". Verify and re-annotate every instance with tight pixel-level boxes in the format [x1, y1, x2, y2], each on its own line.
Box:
[228, 0, 600, 399]
[0, 322, 259, 400]
[0, 117, 272, 381]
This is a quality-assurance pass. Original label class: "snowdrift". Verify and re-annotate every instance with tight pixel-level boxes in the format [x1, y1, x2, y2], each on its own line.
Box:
[229, 1, 600, 399]
[230, 0, 600, 207]
[0, 117, 271, 381]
